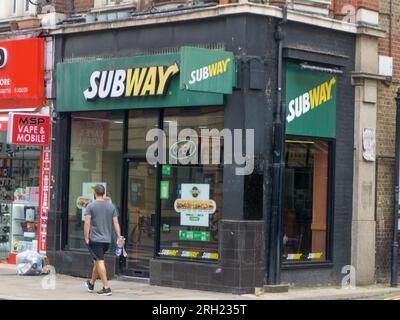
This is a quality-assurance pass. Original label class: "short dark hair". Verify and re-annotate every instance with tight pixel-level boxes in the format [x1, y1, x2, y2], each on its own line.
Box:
[94, 184, 105, 196]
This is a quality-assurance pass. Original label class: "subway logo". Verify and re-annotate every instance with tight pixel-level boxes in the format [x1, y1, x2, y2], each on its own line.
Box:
[286, 76, 336, 123]
[188, 58, 231, 85]
[83, 63, 179, 101]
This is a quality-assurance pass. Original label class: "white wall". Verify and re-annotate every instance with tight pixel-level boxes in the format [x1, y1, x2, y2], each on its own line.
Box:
[0, 0, 36, 21]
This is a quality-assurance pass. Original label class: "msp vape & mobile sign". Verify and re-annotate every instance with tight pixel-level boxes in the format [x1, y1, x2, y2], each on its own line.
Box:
[7, 113, 51, 145]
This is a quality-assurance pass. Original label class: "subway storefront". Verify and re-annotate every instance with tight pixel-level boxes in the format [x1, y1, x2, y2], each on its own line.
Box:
[50, 13, 356, 292]
[54, 48, 246, 279]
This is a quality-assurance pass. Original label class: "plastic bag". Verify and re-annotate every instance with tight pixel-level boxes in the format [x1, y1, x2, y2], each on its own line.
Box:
[16, 250, 42, 275]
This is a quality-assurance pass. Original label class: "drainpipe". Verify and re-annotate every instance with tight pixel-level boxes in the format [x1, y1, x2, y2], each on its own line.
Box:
[268, 4, 288, 285]
[391, 88, 400, 287]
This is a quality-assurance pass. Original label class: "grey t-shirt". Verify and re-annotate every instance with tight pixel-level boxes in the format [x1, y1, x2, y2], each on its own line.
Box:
[85, 200, 118, 243]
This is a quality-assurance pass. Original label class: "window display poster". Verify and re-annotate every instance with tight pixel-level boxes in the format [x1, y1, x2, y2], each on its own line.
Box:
[180, 212, 209, 227]
[76, 121, 109, 149]
[80, 182, 107, 221]
[181, 184, 209, 200]
[160, 181, 169, 200]
[174, 183, 217, 228]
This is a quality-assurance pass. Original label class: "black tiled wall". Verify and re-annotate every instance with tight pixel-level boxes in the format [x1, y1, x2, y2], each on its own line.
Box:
[150, 220, 265, 294]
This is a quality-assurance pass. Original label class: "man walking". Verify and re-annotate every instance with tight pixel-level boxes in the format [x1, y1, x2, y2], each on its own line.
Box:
[84, 184, 123, 296]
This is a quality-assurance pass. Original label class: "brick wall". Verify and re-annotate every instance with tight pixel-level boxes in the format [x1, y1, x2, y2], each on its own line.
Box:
[50, 0, 94, 13]
[53, 0, 68, 13]
[375, 0, 400, 282]
[74, 0, 94, 12]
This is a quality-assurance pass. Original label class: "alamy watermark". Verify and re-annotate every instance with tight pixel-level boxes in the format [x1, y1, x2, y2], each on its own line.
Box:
[341, 265, 356, 289]
[145, 121, 255, 175]
[41, 265, 57, 290]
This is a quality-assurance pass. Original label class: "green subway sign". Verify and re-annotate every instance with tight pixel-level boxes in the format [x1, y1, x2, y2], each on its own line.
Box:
[180, 47, 236, 94]
[285, 63, 336, 138]
[179, 230, 211, 242]
[56, 48, 237, 112]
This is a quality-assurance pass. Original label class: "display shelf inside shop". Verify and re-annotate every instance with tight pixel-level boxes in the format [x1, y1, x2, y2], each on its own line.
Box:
[11, 201, 39, 254]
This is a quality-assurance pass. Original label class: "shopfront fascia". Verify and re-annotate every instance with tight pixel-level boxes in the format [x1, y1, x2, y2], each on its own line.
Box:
[0, 38, 51, 264]
[56, 48, 242, 278]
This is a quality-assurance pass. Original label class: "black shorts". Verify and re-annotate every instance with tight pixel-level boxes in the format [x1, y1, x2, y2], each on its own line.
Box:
[87, 242, 110, 261]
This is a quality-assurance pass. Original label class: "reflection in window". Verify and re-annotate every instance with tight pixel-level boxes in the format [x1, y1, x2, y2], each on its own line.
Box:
[127, 109, 159, 154]
[282, 139, 330, 262]
[160, 108, 224, 261]
[67, 112, 123, 249]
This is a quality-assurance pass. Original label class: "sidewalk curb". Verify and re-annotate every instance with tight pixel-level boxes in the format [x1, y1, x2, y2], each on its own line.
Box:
[304, 289, 400, 300]
[257, 288, 400, 300]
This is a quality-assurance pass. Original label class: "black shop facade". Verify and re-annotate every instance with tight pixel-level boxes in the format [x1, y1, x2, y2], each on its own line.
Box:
[48, 11, 356, 293]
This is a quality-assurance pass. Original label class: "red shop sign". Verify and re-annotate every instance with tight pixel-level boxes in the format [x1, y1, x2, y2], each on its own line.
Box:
[7, 113, 51, 145]
[0, 115, 8, 131]
[0, 38, 44, 109]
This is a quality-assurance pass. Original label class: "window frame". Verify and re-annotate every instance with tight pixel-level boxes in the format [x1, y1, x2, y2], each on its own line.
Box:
[280, 135, 335, 266]
[24, 0, 30, 13]
[63, 111, 125, 250]
[12, 0, 18, 16]
[62, 108, 224, 265]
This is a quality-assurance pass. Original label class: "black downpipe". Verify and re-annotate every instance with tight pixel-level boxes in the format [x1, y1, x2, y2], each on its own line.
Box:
[391, 88, 400, 287]
[267, 5, 287, 285]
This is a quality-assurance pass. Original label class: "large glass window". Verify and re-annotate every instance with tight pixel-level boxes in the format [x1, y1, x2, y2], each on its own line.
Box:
[127, 109, 159, 154]
[67, 112, 124, 249]
[159, 108, 224, 261]
[282, 139, 330, 263]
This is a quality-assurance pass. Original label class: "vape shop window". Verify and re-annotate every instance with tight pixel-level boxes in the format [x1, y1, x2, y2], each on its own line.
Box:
[67, 112, 123, 250]
[282, 139, 330, 262]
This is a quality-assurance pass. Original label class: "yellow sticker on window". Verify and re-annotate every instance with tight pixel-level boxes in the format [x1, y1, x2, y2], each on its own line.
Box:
[160, 249, 179, 256]
[287, 253, 302, 260]
[202, 252, 219, 260]
[308, 252, 323, 260]
[181, 251, 199, 258]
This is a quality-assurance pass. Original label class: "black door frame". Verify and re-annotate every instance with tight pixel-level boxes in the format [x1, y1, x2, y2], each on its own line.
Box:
[119, 109, 163, 277]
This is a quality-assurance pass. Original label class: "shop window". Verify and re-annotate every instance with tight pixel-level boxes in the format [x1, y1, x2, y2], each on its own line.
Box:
[0, 121, 41, 260]
[282, 139, 330, 263]
[159, 108, 224, 261]
[67, 112, 124, 249]
[127, 109, 159, 155]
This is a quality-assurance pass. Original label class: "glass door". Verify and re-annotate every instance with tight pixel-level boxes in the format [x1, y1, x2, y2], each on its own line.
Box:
[123, 160, 157, 277]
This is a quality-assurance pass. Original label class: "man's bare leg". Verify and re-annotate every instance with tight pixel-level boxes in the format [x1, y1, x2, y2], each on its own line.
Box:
[90, 262, 98, 285]
[96, 260, 110, 289]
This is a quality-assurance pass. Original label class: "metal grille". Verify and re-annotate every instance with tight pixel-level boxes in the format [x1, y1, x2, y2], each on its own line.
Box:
[62, 43, 225, 63]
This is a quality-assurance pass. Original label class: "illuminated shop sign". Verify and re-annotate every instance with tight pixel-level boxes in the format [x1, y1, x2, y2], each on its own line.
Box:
[285, 63, 336, 138]
[83, 63, 179, 100]
[0, 38, 45, 109]
[57, 47, 237, 112]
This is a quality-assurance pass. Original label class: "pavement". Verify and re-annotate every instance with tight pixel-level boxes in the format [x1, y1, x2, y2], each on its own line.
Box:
[1, 264, 400, 300]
